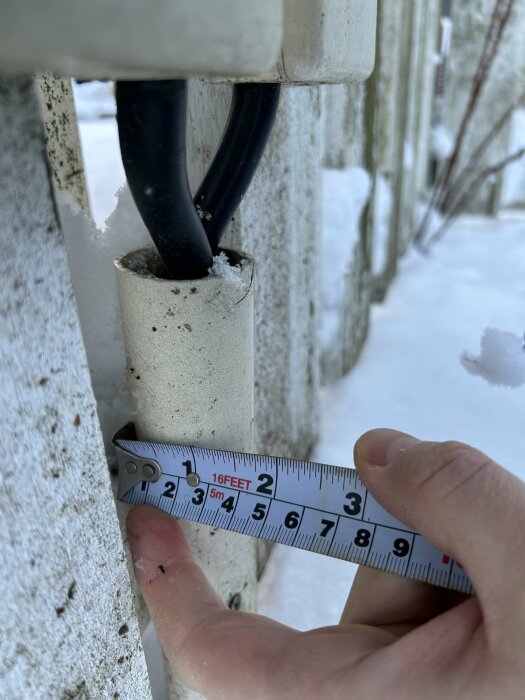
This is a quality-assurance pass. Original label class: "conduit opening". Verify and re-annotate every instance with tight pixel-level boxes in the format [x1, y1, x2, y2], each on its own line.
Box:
[120, 246, 245, 280]
[116, 80, 280, 281]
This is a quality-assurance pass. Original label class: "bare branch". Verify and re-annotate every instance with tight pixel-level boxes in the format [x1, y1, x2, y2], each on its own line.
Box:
[439, 89, 525, 221]
[437, 0, 513, 211]
[414, 0, 516, 247]
[424, 146, 525, 249]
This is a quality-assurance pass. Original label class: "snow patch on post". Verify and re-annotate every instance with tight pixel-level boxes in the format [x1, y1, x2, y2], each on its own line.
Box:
[321, 167, 371, 382]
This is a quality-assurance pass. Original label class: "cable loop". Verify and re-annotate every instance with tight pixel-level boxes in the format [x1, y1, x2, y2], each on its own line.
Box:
[116, 80, 280, 280]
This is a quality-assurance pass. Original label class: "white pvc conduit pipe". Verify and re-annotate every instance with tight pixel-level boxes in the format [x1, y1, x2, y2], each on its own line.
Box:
[115, 246, 256, 698]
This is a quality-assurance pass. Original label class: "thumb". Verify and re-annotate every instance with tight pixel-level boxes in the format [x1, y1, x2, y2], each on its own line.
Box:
[354, 430, 525, 618]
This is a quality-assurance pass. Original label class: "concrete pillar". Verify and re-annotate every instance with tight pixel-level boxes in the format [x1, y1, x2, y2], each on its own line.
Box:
[319, 83, 371, 383]
[188, 82, 321, 461]
[365, 0, 408, 299]
[321, 82, 366, 169]
[36, 75, 91, 214]
[0, 77, 150, 700]
[0, 0, 283, 80]
[366, 0, 439, 298]
[396, 0, 440, 255]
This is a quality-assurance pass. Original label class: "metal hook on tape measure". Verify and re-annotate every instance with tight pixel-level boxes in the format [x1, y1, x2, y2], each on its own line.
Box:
[112, 423, 162, 499]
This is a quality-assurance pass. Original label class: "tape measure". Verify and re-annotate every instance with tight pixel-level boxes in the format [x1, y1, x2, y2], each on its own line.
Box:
[113, 425, 473, 595]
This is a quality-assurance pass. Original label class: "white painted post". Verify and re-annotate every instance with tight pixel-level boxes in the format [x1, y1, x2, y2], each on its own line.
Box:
[115, 246, 256, 700]
[413, 1, 441, 202]
[500, 0, 525, 207]
[365, 0, 408, 300]
[0, 77, 150, 699]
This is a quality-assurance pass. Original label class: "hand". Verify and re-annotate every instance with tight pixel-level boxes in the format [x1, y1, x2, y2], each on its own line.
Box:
[127, 429, 525, 699]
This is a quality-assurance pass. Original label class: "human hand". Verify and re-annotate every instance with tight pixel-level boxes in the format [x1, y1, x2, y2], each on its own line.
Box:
[126, 429, 525, 699]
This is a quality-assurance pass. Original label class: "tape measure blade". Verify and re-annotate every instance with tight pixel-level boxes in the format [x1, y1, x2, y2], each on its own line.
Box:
[120, 456, 473, 596]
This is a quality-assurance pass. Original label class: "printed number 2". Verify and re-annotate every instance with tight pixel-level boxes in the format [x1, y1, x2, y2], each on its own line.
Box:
[162, 481, 176, 498]
[256, 474, 274, 496]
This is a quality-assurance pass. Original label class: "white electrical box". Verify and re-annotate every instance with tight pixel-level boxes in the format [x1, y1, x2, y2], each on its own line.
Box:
[261, 0, 377, 83]
[0, 0, 283, 79]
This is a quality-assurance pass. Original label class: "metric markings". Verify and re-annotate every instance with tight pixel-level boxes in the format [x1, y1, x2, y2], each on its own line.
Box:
[119, 441, 474, 595]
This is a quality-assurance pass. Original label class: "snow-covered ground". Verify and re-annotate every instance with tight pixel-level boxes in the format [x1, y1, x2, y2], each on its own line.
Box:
[74, 89, 524, 679]
[259, 212, 525, 629]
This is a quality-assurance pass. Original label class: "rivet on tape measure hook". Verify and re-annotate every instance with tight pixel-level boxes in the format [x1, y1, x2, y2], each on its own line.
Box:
[113, 424, 162, 499]
[112, 424, 473, 595]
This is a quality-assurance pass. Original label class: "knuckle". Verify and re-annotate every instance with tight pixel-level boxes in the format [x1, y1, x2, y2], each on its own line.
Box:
[412, 440, 492, 501]
[435, 440, 477, 465]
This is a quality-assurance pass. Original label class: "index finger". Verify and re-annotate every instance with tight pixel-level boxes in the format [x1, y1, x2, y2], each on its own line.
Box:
[126, 506, 294, 699]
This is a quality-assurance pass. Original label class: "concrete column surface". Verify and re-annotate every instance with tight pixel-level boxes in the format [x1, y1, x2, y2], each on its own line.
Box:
[251, 0, 377, 83]
[0, 0, 283, 79]
[0, 78, 150, 700]
[187, 82, 321, 461]
[36, 75, 91, 214]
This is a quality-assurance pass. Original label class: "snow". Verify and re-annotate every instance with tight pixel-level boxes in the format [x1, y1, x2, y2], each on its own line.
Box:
[260, 214, 525, 629]
[73, 80, 116, 121]
[431, 123, 454, 160]
[57, 187, 150, 450]
[372, 174, 392, 276]
[320, 167, 370, 352]
[461, 327, 525, 387]
[208, 251, 246, 288]
[501, 108, 525, 207]
[77, 117, 125, 229]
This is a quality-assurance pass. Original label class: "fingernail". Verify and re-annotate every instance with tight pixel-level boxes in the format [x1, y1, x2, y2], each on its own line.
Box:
[355, 429, 419, 467]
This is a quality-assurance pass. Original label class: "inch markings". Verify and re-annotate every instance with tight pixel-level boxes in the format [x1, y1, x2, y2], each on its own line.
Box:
[117, 439, 474, 595]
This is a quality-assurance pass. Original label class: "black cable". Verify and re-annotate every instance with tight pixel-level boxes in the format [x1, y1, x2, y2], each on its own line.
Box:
[116, 80, 213, 280]
[194, 83, 281, 252]
[116, 80, 280, 278]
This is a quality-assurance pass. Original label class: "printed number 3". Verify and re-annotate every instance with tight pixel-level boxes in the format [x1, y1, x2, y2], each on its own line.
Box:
[192, 488, 205, 505]
[344, 492, 362, 516]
